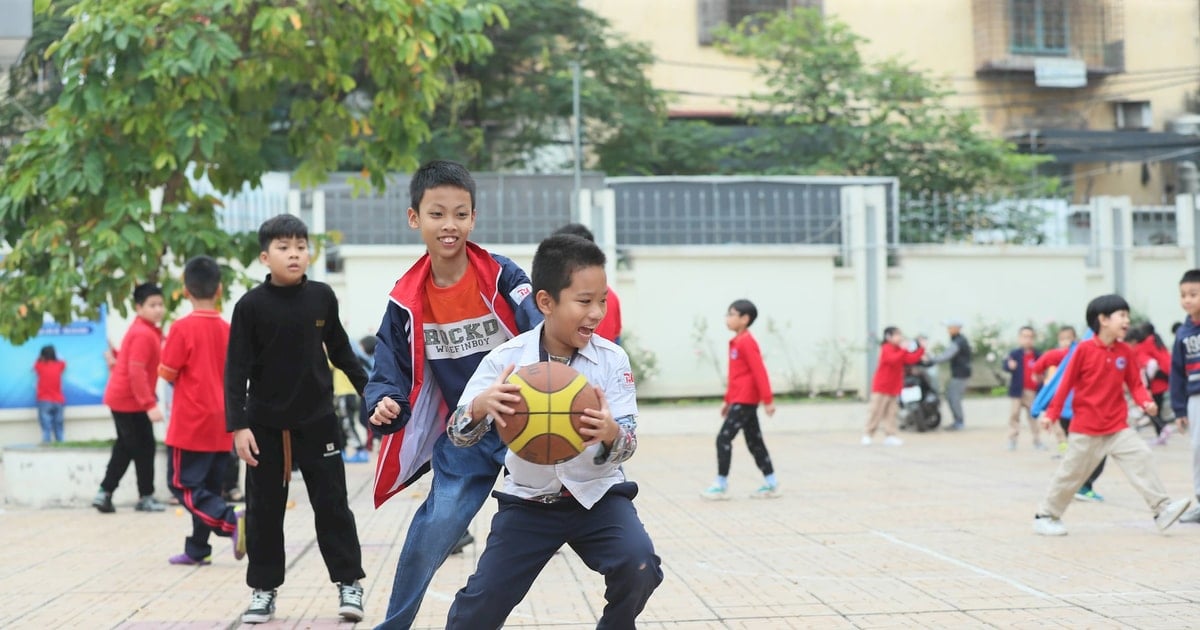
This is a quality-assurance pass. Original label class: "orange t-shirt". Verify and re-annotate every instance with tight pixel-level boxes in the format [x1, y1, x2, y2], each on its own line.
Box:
[422, 271, 511, 409]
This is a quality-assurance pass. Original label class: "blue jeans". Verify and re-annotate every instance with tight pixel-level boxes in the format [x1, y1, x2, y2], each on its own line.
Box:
[36, 401, 64, 442]
[378, 429, 506, 629]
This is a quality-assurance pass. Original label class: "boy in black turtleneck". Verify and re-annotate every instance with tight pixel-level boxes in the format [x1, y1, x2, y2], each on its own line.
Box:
[224, 214, 369, 625]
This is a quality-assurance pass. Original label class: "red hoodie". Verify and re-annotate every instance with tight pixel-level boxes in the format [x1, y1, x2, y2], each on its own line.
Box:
[871, 342, 925, 396]
[1135, 337, 1171, 396]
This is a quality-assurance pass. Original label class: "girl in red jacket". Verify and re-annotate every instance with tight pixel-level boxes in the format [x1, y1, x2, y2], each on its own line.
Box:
[1129, 322, 1173, 444]
[862, 327, 926, 446]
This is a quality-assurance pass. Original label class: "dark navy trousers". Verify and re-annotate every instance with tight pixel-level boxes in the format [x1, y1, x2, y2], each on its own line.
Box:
[446, 482, 662, 630]
[167, 447, 238, 561]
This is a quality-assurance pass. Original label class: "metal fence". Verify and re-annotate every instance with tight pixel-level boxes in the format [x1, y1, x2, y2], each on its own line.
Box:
[606, 176, 897, 246]
[315, 172, 604, 245]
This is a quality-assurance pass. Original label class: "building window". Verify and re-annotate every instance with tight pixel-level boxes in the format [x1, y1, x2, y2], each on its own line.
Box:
[698, 0, 822, 45]
[1011, 0, 1069, 55]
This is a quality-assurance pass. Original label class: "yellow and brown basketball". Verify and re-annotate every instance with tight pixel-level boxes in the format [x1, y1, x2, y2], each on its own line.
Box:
[496, 361, 600, 465]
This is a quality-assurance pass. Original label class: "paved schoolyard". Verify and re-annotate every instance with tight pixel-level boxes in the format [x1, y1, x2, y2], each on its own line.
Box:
[2, 396, 1199, 629]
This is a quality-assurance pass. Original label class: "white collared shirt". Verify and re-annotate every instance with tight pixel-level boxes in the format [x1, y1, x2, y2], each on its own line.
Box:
[449, 323, 639, 509]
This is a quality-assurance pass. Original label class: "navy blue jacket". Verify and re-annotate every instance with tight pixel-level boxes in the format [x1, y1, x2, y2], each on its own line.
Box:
[1001, 347, 1041, 398]
[1169, 317, 1200, 419]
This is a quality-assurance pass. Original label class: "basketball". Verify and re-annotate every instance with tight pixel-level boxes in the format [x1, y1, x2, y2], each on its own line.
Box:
[495, 361, 600, 465]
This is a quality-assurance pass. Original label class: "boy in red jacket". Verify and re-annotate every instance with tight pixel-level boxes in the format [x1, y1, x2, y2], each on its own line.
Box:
[160, 256, 244, 566]
[1033, 294, 1191, 536]
[701, 299, 778, 500]
[862, 326, 926, 446]
[93, 282, 166, 513]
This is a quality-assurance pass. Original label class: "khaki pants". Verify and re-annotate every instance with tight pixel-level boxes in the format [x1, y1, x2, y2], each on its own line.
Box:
[864, 393, 899, 437]
[1038, 428, 1170, 519]
[1008, 389, 1042, 443]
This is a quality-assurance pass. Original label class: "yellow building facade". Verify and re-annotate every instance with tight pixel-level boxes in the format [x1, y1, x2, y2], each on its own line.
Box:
[583, 0, 1200, 203]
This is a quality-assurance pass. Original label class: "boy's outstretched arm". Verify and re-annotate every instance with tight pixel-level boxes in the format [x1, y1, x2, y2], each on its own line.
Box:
[323, 289, 368, 395]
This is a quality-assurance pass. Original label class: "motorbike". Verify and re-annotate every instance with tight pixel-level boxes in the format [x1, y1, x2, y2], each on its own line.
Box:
[897, 360, 941, 432]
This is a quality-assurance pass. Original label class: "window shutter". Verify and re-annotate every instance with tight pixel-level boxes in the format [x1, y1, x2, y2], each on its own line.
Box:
[698, 0, 730, 46]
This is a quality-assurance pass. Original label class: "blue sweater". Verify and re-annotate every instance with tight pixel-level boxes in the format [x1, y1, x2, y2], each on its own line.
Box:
[1169, 317, 1200, 419]
[1001, 347, 1041, 398]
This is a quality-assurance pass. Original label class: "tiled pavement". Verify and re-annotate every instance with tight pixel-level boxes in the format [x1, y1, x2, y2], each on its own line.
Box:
[3, 396, 1200, 629]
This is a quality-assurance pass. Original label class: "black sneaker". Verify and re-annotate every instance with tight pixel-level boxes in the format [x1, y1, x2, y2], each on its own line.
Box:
[450, 531, 474, 555]
[338, 581, 364, 622]
[92, 489, 115, 513]
[135, 496, 166, 512]
[242, 588, 277, 624]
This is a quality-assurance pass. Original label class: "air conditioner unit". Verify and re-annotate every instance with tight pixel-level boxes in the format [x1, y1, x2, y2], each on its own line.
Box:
[1114, 101, 1152, 130]
[1168, 114, 1200, 136]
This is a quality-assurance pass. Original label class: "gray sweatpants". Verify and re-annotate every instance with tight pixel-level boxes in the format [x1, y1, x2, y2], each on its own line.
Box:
[946, 377, 968, 426]
[1188, 396, 1200, 498]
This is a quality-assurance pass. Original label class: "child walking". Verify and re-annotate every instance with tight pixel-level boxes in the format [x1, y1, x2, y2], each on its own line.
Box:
[700, 299, 779, 500]
[444, 233, 662, 628]
[93, 283, 167, 514]
[1033, 294, 1191, 536]
[1002, 326, 1044, 451]
[225, 214, 369, 624]
[33, 345, 66, 443]
[862, 326, 926, 446]
[1170, 269, 1200, 523]
[159, 256, 244, 566]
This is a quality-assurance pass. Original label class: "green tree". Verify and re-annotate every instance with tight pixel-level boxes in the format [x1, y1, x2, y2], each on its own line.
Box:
[0, 0, 78, 156]
[411, 0, 666, 172]
[0, 0, 502, 344]
[715, 9, 1045, 194]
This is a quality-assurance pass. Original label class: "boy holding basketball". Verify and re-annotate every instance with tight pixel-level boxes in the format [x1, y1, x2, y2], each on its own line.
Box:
[365, 160, 542, 628]
[444, 233, 662, 628]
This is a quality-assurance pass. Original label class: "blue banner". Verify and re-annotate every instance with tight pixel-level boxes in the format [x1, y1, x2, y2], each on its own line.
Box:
[0, 309, 109, 409]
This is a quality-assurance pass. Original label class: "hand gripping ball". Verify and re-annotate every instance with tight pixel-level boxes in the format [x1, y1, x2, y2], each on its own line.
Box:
[495, 361, 600, 465]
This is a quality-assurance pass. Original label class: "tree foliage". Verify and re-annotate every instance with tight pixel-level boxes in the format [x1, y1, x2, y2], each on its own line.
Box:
[715, 9, 1046, 194]
[0, 0, 502, 344]
[410, 0, 666, 172]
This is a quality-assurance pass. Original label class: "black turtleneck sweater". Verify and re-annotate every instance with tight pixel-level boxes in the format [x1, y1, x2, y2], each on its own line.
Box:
[225, 275, 367, 431]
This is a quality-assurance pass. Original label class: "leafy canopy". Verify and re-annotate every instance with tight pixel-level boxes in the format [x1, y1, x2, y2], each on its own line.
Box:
[0, 0, 502, 344]
[715, 8, 1046, 194]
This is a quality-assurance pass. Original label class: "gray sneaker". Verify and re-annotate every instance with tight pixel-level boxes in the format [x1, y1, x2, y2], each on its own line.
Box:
[1155, 498, 1192, 531]
[338, 581, 364, 622]
[92, 489, 115, 513]
[1179, 505, 1200, 523]
[135, 496, 166, 512]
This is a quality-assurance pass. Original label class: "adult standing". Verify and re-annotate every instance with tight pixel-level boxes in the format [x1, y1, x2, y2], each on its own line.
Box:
[930, 318, 972, 431]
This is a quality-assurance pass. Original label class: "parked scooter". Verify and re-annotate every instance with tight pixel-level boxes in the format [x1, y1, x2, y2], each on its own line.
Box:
[897, 360, 941, 432]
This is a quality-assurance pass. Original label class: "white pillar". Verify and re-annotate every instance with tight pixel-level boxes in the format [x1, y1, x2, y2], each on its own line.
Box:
[312, 190, 327, 282]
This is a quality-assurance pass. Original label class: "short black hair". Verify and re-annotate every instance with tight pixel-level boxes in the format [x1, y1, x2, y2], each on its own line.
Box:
[1059, 325, 1077, 336]
[410, 160, 476, 212]
[133, 282, 163, 306]
[39, 345, 57, 361]
[1182, 269, 1200, 285]
[553, 223, 595, 242]
[1124, 323, 1146, 344]
[258, 214, 308, 252]
[532, 234, 606, 301]
[1085, 293, 1130, 333]
[183, 255, 221, 300]
[1019, 325, 1035, 334]
[1172, 321, 1183, 335]
[359, 336, 377, 356]
[729, 299, 758, 327]
[882, 325, 899, 344]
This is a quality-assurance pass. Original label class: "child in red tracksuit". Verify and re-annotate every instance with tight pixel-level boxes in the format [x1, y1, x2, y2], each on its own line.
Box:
[862, 326, 926, 446]
[700, 299, 778, 500]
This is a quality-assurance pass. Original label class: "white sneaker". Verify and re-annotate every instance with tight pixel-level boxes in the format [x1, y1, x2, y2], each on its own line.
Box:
[882, 436, 903, 447]
[1155, 498, 1192, 531]
[1033, 515, 1067, 536]
[1179, 505, 1200, 523]
[700, 485, 730, 501]
[860, 435, 872, 446]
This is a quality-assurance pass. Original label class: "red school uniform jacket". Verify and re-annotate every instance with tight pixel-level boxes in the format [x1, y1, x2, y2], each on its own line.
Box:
[1135, 337, 1171, 396]
[159, 310, 233, 452]
[34, 359, 66, 404]
[871, 343, 925, 396]
[1046, 337, 1151, 435]
[725, 330, 773, 406]
[103, 316, 163, 413]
